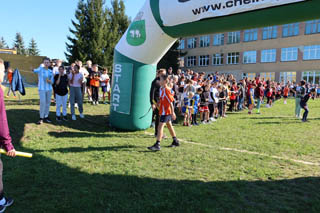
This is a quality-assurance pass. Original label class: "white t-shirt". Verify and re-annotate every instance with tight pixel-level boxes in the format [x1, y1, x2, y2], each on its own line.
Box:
[209, 87, 219, 103]
[79, 67, 89, 83]
[100, 74, 110, 87]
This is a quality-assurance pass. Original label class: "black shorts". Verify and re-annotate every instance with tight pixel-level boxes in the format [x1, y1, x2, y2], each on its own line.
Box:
[160, 115, 172, 123]
[283, 95, 288, 98]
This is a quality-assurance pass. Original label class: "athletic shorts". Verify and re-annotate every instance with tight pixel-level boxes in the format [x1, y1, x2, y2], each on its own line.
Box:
[101, 86, 108, 93]
[283, 95, 288, 98]
[160, 115, 172, 123]
[199, 106, 209, 112]
[248, 97, 254, 105]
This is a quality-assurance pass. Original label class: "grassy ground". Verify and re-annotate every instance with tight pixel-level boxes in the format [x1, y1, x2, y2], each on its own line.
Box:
[2, 88, 320, 212]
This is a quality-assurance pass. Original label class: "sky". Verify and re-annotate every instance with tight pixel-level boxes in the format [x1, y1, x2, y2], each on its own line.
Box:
[0, 0, 145, 61]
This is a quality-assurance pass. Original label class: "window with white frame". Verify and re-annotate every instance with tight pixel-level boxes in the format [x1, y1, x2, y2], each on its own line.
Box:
[187, 56, 197, 67]
[262, 26, 278, 40]
[282, 23, 299, 37]
[213, 33, 224, 46]
[227, 31, 240, 44]
[199, 55, 210, 66]
[303, 45, 320, 60]
[302, 71, 320, 84]
[243, 73, 256, 80]
[200, 35, 210, 47]
[280, 72, 296, 83]
[212, 53, 224, 66]
[178, 39, 185, 50]
[227, 52, 240, 65]
[281, 47, 298, 62]
[305, 19, 320, 35]
[244, 29, 258, 42]
[243, 51, 257, 64]
[261, 49, 277, 63]
[187, 38, 197, 49]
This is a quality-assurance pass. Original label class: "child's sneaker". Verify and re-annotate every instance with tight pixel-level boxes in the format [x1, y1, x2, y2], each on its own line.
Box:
[79, 113, 85, 119]
[63, 116, 68, 121]
[37, 119, 43, 125]
[170, 140, 180, 147]
[44, 117, 52, 123]
[72, 115, 77, 121]
[56, 116, 62, 122]
[148, 143, 161, 151]
[0, 197, 14, 213]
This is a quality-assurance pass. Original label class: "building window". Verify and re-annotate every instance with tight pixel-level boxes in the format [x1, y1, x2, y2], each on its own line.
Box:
[187, 38, 197, 49]
[243, 51, 257, 64]
[303, 71, 320, 84]
[212, 53, 224, 66]
[303, 45, 320, 60]
[281, 47, 298, 62]
[199, 55, 210, 66]
[305, 19, 320, 35]
[261, 49, 277, 63]
[280, 72, 296, 83]
[200, 35, 210, 47]
[179, 57, 185, 68]
[244, 29, 258, 42]
[262, 26, 278, 40]
[227, 31, 240, 44]
[178, 39, 185, 50]
[242, 73, 256, 80]
[259, 72, 275, 81]
[282, 23, 299, 37]
[187, 56, 196, 67]
[213, 33, 224, 46]
[227, 52, 240, 65]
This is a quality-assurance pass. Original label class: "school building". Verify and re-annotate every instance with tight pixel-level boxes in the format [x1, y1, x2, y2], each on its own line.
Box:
[179, 19, 320, 84]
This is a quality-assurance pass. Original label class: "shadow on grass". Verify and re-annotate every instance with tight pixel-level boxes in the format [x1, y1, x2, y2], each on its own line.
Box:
[47, 131, 152, 139]
[4, 106, 320, 212]
[6, 109, 110, 134]
[4, 99, 40, 106]
[4, 149, 320, 212]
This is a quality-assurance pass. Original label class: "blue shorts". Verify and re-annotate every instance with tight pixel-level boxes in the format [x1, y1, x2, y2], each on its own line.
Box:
[101, 86, 107, 93]
[248, 97, 254, 105]
[160, 115, 172, 123]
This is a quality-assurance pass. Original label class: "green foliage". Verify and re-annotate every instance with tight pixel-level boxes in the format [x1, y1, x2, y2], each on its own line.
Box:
[28, 38, 40, 56]
[0, 37, 9, 49]
[13, 32, 27, 55]
[3, 88, 320, 212]
[65, 0, 129, 68]
[157, 39, 187, 72]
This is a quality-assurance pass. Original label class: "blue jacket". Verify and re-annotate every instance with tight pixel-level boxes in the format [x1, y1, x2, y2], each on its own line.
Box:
[12, 69, 26, 96]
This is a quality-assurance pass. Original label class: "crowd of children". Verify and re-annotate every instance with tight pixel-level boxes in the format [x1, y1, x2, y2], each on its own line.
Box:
[150, 68, 319, 135]
[32, 58, 111, 124]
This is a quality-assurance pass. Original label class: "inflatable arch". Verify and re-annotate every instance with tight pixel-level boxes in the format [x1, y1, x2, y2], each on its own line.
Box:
[110, 0, 320, 131]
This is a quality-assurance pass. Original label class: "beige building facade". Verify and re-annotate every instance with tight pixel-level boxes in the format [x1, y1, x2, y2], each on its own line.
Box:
[180, 19, 320, 84]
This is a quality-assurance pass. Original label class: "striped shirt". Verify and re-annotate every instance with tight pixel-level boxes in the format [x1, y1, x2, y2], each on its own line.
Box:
[34, 67, 54, 91]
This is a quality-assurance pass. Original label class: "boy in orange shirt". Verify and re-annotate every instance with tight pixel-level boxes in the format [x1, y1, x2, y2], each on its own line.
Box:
[5, 68, 16, 98]
[90, 64, 100, 105]
[148, 74, 180, 151]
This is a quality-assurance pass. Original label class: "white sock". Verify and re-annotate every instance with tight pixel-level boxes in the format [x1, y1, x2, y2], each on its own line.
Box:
[0, 198, 6, 205]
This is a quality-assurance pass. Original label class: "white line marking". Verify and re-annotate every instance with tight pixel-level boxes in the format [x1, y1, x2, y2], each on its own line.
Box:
[144, 132, 320, 166]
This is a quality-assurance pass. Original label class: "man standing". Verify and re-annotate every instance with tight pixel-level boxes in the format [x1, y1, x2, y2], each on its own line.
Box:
[150, 69, 166, 137]
[0, 58, 16, 212]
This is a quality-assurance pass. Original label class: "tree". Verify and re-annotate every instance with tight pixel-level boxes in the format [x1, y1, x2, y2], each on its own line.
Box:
[0, 37, 8, 49]
[28, 38, 40, 56]
[157, 40, 187, 72]
[65, 0, 129, 68]
[13, 32, 27, 55]
[65, 0, 89, 63]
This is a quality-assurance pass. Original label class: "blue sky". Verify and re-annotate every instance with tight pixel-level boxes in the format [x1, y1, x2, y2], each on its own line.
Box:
[0, 0, 145, 60]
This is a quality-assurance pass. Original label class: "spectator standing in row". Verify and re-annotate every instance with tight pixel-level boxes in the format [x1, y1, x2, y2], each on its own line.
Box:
[54, 66, 69, 122]
[33, 58, 54, 125]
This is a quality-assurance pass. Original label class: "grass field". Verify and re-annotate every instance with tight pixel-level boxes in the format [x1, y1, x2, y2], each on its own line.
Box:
[2, 88, 320, 212]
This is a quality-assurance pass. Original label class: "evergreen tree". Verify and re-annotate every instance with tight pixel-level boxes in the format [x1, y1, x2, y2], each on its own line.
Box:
[65, 0, 89, 63]
[158, 40, 187, 72]
[13, 32, 27, 55]
[65, 0, 129, 67]
[28, 38, 40, 56]
[0, 37, 8, 49]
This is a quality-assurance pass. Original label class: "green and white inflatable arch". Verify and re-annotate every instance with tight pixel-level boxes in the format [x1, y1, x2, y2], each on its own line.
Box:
[110, 0, 320, 131]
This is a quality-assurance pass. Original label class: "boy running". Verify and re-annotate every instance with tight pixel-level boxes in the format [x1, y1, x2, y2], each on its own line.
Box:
[148, 75, 180, 151]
